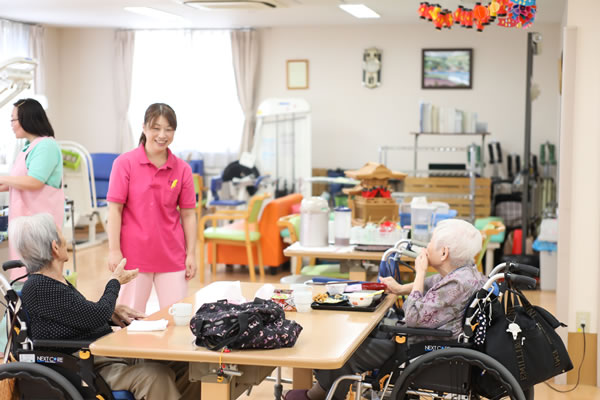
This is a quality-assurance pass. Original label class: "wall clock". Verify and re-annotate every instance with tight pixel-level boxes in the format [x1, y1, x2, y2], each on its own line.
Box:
[363, 47, 382, 88]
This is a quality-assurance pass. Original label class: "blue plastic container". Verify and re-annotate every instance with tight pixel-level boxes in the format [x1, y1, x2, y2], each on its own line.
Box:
[400, 212, 411, 227]
[433, 210, 458, 226]
[400, 209, 458, 228]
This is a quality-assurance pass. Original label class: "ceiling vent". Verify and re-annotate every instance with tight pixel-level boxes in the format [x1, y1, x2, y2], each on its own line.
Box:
[184, 0, 278, 10]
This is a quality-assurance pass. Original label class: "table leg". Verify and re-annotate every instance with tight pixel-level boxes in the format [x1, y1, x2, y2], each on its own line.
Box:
[485, 242, 500, 276]
[485, 248, 493, 276]
[293, 368, 313, 389]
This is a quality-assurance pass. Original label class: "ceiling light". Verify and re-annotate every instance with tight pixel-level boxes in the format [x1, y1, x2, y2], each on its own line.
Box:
[124, 7, 185, 20]
[339, 4, 380, 19]
[184, 1, 277, 10]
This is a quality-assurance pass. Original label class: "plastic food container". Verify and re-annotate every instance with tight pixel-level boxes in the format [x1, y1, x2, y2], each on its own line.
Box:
[326, 283, 347, 296]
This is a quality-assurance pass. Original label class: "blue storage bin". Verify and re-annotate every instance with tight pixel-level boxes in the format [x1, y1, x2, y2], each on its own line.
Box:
[400, 209, 458, 228]
[400, 212, 411, 227]
[433, 210, 458, 226]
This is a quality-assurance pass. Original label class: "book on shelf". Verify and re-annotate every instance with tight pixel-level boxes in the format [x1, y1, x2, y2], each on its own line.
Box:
[418, 101, 480, 134]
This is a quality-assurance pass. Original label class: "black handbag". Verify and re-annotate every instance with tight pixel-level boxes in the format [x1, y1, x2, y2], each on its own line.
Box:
[190, 298, 303, 351]
[476, 285, 573, 395]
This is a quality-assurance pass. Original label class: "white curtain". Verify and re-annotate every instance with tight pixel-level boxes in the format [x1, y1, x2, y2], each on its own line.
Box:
[230, 29, 260, 155]
[0, 20, 34, 171]
[0, 19, 34, 206]
[114, 30, 135, 153]
[28, 24, 45, 97]
[129, 30, 244, 171]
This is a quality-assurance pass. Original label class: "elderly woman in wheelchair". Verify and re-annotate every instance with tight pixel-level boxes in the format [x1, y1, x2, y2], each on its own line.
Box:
[0, 213, 201, 400]
[286, 219, 533, 400]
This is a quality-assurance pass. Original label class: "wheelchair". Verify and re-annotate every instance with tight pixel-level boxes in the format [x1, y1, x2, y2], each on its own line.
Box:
[325, 244, 540, 400]
[0, 260, 134, 400]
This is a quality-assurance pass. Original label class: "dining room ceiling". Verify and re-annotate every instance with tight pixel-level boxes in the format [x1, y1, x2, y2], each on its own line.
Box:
[0, 0, 566, 29]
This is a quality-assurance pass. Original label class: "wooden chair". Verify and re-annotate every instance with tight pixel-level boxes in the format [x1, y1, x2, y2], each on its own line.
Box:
[476, 220, 506, 273]
[278, 214, 314, 274]
[199, 193, 270, 283]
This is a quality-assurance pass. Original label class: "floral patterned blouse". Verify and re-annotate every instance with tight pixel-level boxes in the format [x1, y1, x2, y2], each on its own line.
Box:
[403, 263, 486, 340]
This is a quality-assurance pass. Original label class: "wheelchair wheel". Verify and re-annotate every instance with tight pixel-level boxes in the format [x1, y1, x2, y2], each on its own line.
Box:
[390, 348, 526, 400]
[0, 362, 84, 400]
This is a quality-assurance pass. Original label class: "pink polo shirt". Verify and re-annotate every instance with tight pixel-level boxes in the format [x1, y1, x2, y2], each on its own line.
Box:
[107, 145, 196, 273]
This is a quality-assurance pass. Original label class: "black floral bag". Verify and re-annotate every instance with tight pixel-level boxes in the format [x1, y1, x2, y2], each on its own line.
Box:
[190, 298, 303, 351]
[475, 286, 573, 396]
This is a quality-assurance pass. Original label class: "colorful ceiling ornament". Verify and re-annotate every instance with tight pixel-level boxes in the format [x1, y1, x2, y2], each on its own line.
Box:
[417, 0, 536, 32]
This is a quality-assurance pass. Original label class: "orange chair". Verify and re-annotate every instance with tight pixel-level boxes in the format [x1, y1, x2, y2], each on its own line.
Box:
[199, 193, 270, 283]
[201, 193, 303, 283]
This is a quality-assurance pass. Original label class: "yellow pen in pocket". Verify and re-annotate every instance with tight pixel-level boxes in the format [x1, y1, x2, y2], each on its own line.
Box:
[171, 179, 178, 189]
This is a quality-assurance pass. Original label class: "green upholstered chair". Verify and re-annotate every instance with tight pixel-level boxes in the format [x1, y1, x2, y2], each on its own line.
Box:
[199, 192, 270, 283]
[475, 220, 506, 273]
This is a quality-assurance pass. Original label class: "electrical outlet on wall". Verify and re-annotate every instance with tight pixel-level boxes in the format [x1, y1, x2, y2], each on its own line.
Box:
[576, 312, 590, 332]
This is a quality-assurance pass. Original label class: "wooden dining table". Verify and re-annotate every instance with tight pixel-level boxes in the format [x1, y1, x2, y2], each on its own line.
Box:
[90, 281, 397, 400]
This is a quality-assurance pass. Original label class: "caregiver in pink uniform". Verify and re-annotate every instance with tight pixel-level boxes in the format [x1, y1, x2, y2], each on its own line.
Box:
[0, 99, 64, 279]
[106, 103, 197, 313]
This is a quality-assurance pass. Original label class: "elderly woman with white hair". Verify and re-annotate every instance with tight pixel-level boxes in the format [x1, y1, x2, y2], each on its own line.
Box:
[9, 213, 202, 400]
[285, 219, 486, 400]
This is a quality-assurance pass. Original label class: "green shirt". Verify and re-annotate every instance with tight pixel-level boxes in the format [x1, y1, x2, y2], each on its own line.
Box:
[24, 138, 63, 189]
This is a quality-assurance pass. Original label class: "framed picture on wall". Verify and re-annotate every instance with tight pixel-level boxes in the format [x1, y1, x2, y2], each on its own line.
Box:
[422, 49, 473, 89]
[287, 59, 309, 90]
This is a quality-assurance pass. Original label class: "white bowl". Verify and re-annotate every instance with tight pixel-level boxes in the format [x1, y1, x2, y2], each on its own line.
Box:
[361, 290, 383, 301]
[326, 283, 347, 296]
[346, 292, 373, 307]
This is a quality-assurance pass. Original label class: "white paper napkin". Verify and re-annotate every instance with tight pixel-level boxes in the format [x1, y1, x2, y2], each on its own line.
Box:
[127, 319, 169, 332]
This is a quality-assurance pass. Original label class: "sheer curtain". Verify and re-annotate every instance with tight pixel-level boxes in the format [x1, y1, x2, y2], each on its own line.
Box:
[129, 30, 244, 170]
[28, 25, 45, 97]
[0, 20, 35, 172]
[114, 30, 135, 153]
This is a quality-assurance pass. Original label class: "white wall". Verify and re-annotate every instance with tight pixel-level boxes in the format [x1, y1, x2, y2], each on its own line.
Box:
[44, 23, 562, 175]
[558, 0, 600, 334]
[258, 23, 562, 173]
[47, 28, 118, 153]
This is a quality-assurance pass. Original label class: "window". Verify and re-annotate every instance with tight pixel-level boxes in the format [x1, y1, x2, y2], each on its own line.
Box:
[129, 30, 244, 168]
[0, 20, 34, 170]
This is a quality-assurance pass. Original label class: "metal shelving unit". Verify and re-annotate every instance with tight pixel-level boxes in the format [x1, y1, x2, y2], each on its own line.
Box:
[410, 132, 490, 176]
[380, 143, 482, 222]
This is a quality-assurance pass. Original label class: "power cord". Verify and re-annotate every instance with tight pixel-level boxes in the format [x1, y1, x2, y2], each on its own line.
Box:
[543, 322, 586, 393]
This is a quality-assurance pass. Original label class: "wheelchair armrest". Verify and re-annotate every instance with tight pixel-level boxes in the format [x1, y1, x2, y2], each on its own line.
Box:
[33, 339, 93, 350]
[2, 260, 25, 271]
[380, 324, 453, 337]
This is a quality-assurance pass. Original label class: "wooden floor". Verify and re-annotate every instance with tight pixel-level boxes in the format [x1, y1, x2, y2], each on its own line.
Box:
[68, 240, 600, 400]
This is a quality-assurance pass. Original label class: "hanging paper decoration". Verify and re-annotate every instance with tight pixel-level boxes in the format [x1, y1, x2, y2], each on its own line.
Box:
[416, 0, 536, 32]
[512, 0, 536, 5]
[497, 16, 521, 28]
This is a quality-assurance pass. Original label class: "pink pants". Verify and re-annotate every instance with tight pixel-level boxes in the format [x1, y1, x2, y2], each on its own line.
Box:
[118, 270, 188, 313]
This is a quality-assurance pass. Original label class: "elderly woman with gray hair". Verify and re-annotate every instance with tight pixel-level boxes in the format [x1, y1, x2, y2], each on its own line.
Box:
[285, 219, 486, 400]
[9, 213, 202, 400]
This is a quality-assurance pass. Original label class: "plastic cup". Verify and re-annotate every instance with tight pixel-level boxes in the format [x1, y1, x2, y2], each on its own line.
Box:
[292, 290, 313, 313]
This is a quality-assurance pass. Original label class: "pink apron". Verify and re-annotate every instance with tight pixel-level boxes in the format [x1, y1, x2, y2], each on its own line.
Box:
[8, 137, 65, 279]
